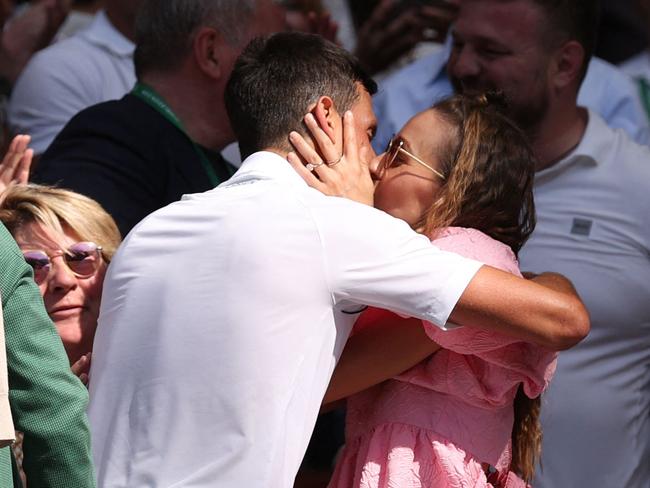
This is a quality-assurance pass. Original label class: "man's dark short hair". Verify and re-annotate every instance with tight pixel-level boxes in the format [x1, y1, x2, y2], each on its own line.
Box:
[133, 0, 257, 78]
[225, 32, 377, 158]
[530, 0, 600, 81]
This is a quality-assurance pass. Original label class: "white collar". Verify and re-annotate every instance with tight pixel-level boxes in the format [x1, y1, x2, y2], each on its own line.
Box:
[79, 10, 134, 58]
[537, 110, 607, 178]
[221, 151, 309, 190]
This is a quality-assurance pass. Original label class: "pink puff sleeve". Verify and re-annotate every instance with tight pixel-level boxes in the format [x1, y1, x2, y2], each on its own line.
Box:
[418, 228, 556, 397]
[422, 227, 523, 353]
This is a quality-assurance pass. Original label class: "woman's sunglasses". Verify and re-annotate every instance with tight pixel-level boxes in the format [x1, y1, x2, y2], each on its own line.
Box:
[22, 241, 103, 285]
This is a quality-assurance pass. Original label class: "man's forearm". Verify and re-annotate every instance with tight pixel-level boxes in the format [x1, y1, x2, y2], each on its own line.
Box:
[450, 265, 590, 350]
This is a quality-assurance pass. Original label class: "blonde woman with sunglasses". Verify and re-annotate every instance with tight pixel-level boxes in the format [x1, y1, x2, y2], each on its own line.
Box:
[0, 184, 120, 384]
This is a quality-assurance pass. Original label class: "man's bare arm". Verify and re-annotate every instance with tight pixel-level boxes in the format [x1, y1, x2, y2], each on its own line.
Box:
[322, 270, 586, 406]
[451, 266, 589, 351]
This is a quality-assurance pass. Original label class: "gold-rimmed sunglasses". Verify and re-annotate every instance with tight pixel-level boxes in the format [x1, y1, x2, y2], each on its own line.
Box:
[381, 136, 446, 180]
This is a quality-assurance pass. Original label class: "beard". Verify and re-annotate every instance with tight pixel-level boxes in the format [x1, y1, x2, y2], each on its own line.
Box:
[449, 75, 550, 139]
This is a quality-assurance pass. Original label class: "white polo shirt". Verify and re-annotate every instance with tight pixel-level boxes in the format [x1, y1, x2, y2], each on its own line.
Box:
[519, 112, 650, 488]
[8, 10, 135, 154]
[88, 151, 482, 487]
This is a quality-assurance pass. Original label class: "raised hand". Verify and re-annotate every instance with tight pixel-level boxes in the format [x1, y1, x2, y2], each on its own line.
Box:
[0, 134, 33, 193]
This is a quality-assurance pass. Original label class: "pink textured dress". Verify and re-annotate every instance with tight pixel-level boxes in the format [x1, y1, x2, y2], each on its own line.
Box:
[328, 227, 557, 488]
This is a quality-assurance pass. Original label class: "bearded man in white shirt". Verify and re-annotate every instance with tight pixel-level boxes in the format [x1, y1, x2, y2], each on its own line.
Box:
[447, 1, 650, 486]
[88, 31, 589, 487]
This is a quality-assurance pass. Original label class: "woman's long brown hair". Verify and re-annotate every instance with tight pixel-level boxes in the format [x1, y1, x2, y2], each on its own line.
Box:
[418, 93, 541, 481]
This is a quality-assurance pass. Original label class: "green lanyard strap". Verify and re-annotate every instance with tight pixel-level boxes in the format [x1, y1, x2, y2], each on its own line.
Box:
[638, 78, 650, 121]
[131, 82, 225, 188]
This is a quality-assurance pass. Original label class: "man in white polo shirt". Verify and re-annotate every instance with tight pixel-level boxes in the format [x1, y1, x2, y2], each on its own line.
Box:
[447, 1, 650, 486]
[88, 32, 588, 487]
[8, 0, 140, 154]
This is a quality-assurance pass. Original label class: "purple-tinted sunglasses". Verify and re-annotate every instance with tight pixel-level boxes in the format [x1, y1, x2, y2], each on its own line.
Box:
[22, 241, 103, 285]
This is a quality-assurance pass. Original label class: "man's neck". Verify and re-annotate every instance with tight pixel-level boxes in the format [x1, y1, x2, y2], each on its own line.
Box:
[139, 74, 233, 153]
[529, 105, 588, 172]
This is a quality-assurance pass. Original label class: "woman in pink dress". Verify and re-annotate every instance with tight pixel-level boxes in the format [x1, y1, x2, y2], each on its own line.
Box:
[323, 94, 558, 487]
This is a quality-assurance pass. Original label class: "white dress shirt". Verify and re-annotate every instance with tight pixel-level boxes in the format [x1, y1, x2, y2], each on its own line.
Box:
[8, 10, 135, 154]
[88, 152, 482, 487]
[519, 112, 650, 488]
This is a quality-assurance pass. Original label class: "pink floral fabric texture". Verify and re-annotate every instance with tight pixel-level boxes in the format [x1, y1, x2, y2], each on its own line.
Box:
[329, 228, 557, 488]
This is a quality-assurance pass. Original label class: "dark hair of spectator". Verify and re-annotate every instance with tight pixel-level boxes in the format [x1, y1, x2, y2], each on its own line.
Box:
[133, 0, 256, 78]
[225, 32, 377, 158]
[530, 0, 601, 81]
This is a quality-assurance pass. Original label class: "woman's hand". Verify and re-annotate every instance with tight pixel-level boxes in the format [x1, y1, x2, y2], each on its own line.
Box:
[70, 352, 91, 386]
[0, 134, 33, 193]
[287, 111, 375, 206]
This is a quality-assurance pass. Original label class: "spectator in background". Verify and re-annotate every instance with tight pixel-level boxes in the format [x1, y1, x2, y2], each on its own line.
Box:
[0, 220, 95, 487]
[350, 0, 459, 80]
[284, 0, 338, 42]
[436, 0, 650, 486]
[0, 0, 71, 151]
[0, 183, 120, 384]
[55, 0, 104, 41]
[8, 0, 140, 155]
[371, 1, 650, 151]
[597, 0, 647, 64]
[33, 0, 286, 237]
[0, 0, 70, 87]
[620, 0, 650, 120]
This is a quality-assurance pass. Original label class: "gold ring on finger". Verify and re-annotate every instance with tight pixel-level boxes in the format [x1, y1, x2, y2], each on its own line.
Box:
[326, 154, 343, 166]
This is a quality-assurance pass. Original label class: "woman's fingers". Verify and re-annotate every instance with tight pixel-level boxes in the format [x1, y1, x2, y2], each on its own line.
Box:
[286, 150, 327, 191]
[342, 111, 359, 164]
[0, 134, 33, 190]
[287, 111, 373, 206]
[15, 148, 33, 184]
[70, 352, 92, 383]
[288, 130, 325, 167]
[303, 113, 341, 163]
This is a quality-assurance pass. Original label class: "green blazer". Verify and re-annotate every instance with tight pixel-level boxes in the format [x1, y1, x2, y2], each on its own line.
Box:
[0, 223, 95, 487]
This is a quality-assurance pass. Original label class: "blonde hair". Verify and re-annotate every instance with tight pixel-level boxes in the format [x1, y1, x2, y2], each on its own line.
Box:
[0, 184, 121, 261]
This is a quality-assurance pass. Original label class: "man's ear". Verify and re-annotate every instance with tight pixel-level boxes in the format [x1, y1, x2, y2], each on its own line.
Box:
[550, 40, 585, 92]
[311, 96, 340, 144]
[194, 27, 225, 80]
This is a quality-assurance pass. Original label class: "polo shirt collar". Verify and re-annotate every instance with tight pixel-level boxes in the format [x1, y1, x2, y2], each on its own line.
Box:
[222, 151, 309, 190]
[80, 10, 134, 58]
[537, 109, 605, 178]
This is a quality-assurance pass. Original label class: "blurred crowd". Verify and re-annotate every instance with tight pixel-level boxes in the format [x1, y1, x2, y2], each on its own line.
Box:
[0, 1, 646, 487]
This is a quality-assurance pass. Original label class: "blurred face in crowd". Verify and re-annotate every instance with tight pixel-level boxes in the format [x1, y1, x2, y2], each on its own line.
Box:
[447, 0, 553, 132]
[14, 222, 107, 365]
[0, 0, 13, 26]
[373, 109, 447, 226]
